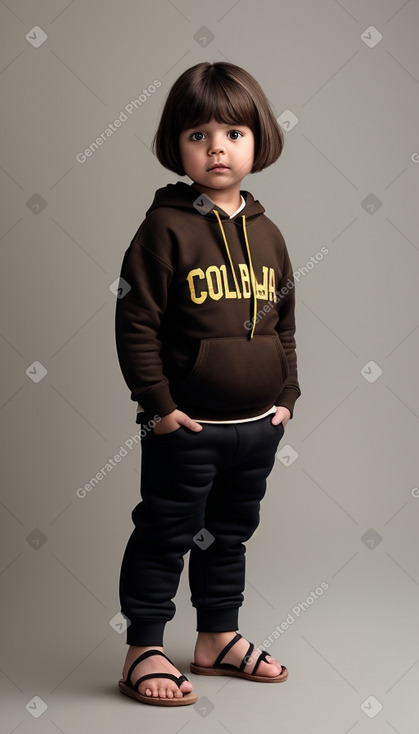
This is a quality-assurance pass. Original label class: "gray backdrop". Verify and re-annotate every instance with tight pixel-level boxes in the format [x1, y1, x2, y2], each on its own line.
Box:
[1, 0, 418, 732]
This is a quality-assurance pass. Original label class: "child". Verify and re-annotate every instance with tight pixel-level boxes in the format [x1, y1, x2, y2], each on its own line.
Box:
[115, 61, 301, 706]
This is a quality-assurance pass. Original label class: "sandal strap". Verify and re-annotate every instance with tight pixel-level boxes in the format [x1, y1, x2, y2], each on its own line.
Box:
[251, 648, 282, 676]
[207, 633, 282, 678]
[134, 672, 188, 693]
[126, 649, 175, 687]
[213, 632, 242, 667]
[214, 642, 281, 677]
[240, 642, 255, 672]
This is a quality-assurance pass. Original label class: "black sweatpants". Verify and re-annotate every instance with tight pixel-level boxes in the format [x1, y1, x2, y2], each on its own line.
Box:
[119, 413, 285, 646]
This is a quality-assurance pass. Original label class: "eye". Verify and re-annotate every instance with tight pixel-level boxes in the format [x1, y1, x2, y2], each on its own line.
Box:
[190, 132, 205, 141]
[228, 130, 243, 140]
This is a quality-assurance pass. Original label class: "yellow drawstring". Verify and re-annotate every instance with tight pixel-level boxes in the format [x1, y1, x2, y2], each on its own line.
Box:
[213, 210, 241, 298]
[242, 215, 257, 339]
[212, 209, 258, 339]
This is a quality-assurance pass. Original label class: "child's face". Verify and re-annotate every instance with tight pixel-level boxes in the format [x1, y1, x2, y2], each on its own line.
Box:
[178, 119, 254, 192]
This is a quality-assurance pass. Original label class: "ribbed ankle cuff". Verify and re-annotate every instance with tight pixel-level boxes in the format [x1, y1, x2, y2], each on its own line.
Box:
[195, 606, 239, 632]
[125, 618, 166, 646]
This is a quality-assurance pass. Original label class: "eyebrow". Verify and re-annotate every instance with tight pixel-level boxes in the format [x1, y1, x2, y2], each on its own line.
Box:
[182, 122, 246, 132]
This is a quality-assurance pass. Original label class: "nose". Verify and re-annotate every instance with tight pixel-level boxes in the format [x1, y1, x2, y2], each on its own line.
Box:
[209, 145, 224, 156]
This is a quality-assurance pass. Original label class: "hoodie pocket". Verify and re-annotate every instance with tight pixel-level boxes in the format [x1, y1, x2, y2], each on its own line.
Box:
[172, 334, 289, 411]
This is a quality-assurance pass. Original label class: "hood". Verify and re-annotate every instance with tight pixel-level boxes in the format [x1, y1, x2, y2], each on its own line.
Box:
[145, 182, 265, 339]
[145, 181, 265, 220]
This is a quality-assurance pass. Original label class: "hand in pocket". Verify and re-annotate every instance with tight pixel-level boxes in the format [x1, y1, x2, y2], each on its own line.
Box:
[152, 409, 203, 435]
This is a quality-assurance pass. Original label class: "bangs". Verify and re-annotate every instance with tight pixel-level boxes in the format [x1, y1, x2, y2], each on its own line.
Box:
[178, 77, 258, 132]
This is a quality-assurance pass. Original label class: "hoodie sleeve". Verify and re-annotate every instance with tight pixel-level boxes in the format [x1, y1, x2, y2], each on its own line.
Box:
[114, 229, 178, 420]
[274, 241, 301, 419]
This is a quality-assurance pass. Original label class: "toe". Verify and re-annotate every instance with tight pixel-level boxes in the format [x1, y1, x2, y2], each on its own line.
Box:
[145, 683, 160, 697]
[180, 680, 193, 693]
[263, 655, 283, 675]
[140, 678, 192, 699]
[243, 649, 283, 677]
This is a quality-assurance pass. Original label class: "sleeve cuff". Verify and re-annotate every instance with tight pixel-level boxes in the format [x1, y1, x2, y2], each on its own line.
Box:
[132, 384, 178, 420]
[275, 386, 301, 419]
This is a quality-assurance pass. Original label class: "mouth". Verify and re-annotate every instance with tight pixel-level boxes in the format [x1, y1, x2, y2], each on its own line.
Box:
[208, 164, 229, 171]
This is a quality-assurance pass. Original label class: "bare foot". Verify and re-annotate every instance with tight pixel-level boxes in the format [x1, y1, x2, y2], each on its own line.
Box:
[122, 645, 194, 699]
[193, 631, 284, 677]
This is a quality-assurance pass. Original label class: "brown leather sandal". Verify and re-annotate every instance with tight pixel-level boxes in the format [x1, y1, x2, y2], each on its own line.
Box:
[190, 632, 288, 682]
[119, 649, 199, 706]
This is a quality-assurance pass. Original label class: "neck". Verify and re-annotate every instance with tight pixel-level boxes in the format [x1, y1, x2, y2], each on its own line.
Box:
[191, 182, 242, 217]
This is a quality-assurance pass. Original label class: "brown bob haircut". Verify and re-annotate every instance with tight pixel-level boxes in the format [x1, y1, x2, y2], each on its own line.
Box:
[151, 62, 284, 176]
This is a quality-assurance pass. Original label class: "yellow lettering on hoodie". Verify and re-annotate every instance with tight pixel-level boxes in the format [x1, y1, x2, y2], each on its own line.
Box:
[238, 264, 252, 298]
[206, 266, 223, 300]
[186, 264, 277, 303]
[269, 267, 276, 302]
[256, 266, 268, 300]
[187, 268, 207, 303]
[220, 264, 237, 298]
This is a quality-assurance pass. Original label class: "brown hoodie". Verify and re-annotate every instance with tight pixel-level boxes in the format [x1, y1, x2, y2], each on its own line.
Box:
[115, 181, 301, 424]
